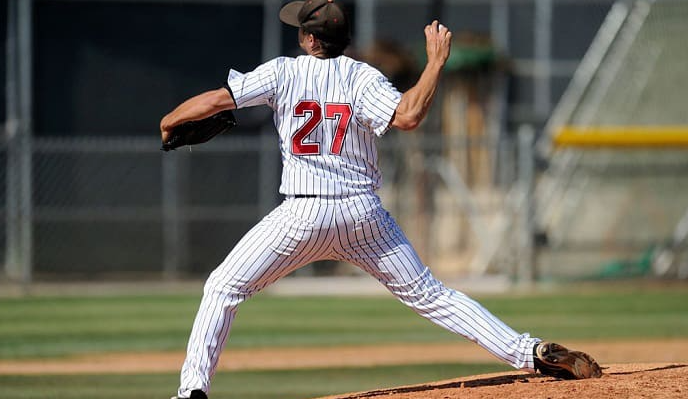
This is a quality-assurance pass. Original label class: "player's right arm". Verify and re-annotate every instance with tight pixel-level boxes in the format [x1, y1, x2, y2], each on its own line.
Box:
[160, 88, 236, 143]
[391, 20, 452, 131]
[160, 57, 281, 143]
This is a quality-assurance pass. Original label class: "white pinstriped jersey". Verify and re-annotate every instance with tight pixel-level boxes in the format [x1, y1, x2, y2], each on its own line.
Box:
[227, 55, 402, 196]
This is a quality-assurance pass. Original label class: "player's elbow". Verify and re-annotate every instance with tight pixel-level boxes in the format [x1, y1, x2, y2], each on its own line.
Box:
[207, 88, 236, 111]
[391, 111, 422, 131]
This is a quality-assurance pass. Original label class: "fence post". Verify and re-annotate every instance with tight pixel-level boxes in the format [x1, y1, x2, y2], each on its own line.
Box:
[262, 0, 281, 61]
[5, 0, 34, 287]
[355, 0, 375, 50]
[517, 125, 536, 285]
[161, 152, 188, 280]
[258, 129, 280, 215]
[534, 0, 553, 119]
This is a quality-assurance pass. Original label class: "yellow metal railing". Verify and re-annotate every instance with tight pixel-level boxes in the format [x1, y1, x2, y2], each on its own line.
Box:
[554, 125, 688, 147]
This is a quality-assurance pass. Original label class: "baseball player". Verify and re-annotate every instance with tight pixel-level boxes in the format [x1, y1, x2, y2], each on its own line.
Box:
[161, 1, 601, 398]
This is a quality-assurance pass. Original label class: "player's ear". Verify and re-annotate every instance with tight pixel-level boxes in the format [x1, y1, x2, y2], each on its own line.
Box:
[301, 30, 315, 45]
[307, 34, 316, 47]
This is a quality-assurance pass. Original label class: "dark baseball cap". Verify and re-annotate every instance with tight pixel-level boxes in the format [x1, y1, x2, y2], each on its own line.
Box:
[279, 0, 350, 44]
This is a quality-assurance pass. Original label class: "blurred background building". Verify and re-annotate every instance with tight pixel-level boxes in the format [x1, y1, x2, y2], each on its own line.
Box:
[2, 0, 687, 286]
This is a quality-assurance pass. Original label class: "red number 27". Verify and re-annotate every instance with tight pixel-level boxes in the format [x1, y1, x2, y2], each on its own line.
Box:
[291, 100, 352, 156]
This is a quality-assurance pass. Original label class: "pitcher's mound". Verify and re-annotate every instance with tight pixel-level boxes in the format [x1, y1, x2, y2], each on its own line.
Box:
[318, 363, 687, 399]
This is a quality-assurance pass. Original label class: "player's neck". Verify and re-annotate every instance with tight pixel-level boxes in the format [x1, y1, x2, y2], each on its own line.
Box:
[306, 47, 328, 59]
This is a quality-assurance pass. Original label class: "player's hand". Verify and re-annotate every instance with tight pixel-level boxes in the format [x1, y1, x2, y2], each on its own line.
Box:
[160, 114, 176, 143]
[161, 128, 172, 144]
[424, 20, 452, 68]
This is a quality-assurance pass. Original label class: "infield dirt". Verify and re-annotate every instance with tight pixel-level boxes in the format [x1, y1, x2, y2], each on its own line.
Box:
[1, 339, 686, 398]
[319, 363, 687, 399]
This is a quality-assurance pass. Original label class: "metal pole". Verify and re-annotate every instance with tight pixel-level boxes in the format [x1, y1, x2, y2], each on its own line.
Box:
[490, 0, 509, 54]
[258, 129, 279, 215]
[490, 0, 509, 186]
[18, 0, 34, 287]
[5, 0, 33, 286]
[161, 153, 188, 280]
[257, 0, 282, 215]
[5, 0, 20, 280]
[262, 0, 282, 61]
[534, 0, 552, 120]
[355, 0, 375, 51]
[517, 125, 536, 285]
[4, 0, 18, 136]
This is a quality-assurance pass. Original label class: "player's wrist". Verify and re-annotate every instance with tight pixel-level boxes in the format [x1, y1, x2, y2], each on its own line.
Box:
[425, 60, 445, 74]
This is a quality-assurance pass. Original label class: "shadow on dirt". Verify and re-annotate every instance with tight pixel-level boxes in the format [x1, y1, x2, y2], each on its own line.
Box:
[341, 373, 540, 398]
[606, 363, 687, 376]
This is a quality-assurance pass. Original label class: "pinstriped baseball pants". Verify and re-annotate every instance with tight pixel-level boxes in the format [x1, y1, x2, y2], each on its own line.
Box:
[178, 192, 539, 397]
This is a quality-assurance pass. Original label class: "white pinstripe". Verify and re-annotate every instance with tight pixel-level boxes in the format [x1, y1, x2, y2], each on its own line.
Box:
[177, 56, 539, 397]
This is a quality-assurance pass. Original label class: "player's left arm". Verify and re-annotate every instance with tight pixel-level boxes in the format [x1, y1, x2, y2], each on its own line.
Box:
[160, 87, 236, 143]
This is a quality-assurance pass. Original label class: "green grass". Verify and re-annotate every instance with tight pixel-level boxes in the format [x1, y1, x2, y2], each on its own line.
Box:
[480, 289, 688, 339]
[0, 363, 511, 399]
[1, 283, 687, 398]
[1, 284, 687, 359]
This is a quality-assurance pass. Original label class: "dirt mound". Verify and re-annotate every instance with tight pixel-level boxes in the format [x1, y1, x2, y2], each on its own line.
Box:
[319, 363, 687, 399]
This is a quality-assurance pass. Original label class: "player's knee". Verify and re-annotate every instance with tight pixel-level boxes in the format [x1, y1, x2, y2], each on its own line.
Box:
[392, 279, 449, 310]
[203, 267, 258, 300]
[203, 271, 237, 296]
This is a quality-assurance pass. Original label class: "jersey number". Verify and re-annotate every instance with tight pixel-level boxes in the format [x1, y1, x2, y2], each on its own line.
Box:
[292, 101, 352, 156]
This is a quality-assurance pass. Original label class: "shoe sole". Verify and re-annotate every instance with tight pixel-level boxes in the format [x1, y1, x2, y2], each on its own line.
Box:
[536, 342, 603, 379]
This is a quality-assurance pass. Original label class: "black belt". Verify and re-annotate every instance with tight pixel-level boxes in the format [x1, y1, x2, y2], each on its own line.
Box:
[294, 194, 318, 198]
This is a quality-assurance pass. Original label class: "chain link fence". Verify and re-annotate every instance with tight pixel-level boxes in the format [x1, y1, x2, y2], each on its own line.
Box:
[10, 0, 677, 284]
[538, 0, 688, 280]
[2, 132, 527, 281]
[536, 149, 688, 279]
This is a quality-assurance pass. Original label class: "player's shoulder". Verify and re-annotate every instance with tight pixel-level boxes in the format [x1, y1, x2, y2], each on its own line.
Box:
[288, 55, 378, 72]
[339, 55, 380, 72]
[253, 56, 299, 81]
[273, 54, 388, 86]
[271, 55, 328, 75]
[331, 56, 387, 83]
[263, 56, 296, 70]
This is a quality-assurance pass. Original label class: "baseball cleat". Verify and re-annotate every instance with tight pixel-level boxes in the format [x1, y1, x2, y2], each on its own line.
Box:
[170, 389, 208, 399]
[534, 342, 603, 379]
